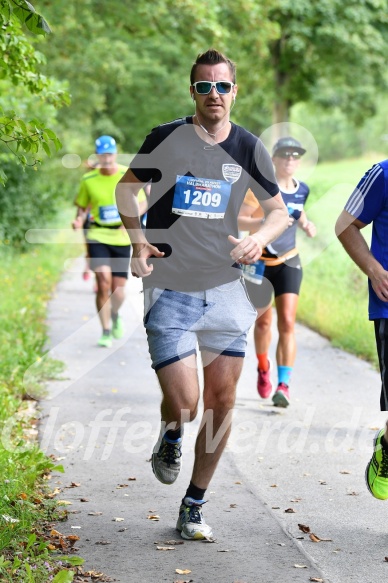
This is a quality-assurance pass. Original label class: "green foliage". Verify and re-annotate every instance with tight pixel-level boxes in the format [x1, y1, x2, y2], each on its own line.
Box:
[263, 0, 388, 123]
[0, 159, 70, 249]
[0, 216, 83, 581]
[297, 156, 378, 365]
[0, 1, 69, 184]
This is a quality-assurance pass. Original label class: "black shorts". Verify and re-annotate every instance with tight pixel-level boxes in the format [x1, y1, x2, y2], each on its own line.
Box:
[87, 240, 131, 279]
[244, 254, 303, 308]
[374, 319, 388, 411]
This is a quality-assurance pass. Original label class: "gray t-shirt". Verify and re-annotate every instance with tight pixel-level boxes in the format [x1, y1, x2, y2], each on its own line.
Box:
[130, 116, 279, 291]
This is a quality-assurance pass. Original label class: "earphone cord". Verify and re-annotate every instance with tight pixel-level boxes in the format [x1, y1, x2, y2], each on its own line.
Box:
[193, 114, 230, 138]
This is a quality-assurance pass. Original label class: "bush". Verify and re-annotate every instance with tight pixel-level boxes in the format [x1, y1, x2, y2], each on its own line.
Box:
[0, 157, 74, 251]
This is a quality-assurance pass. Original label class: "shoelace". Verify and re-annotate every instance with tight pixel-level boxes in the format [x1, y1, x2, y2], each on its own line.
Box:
[186, 503, 205, 524]
[158, 439, 182, 466]
[379, 449, 388, 478]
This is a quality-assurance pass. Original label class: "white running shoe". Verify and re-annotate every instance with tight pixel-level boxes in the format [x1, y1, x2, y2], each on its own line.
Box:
[176, 497, 213, 540]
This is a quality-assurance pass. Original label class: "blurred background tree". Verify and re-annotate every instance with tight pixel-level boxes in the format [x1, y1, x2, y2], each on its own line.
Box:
[1, 0, 388, 246]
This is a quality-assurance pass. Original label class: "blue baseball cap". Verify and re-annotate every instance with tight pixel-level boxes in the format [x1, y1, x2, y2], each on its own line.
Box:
[95, 135, 117, 154]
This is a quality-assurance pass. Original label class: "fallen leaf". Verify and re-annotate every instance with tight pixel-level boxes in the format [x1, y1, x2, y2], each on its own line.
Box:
[57, 500, 72, 505]
[298, 523, 311, 533]
[95, 540, 112, 545]
[80, 498, 89, 502]
[310, 578, 324, 582]
[294, 564, 307, 568]
[290, 498, 302, 503]
[147, 515, 160, 521]
[319, 480, 327, 485]
[176, 569, 192, 575]
[69, 482, 81, 488]
[309, 533, 333, 543]
[112, 517, 124, 522]
[230, 504, 237, 508]
[50, 529, 62, 537]
[118, 528, 128, 532]
[19, 492, 28, 500]
[270, 484, 277, 488]
[217, 549, 230, 552]
[234, 481, 242, 485]
[272, 506, 280, 509]
[154, 540, 184, 545]
[285, 508, 296, 513]
[128, 477, 136, 481]
[88, 511, 103, 516]
[156, 546, 176, 551]
[384, 557, 388, 562]
[116, 484, 129, 489]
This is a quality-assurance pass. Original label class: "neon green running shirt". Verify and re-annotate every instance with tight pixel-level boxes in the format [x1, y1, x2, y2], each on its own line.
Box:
[75, 165, 145, 246]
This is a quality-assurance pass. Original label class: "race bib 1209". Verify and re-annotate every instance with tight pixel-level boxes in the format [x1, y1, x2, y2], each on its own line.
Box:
[172, 175, 231, 219]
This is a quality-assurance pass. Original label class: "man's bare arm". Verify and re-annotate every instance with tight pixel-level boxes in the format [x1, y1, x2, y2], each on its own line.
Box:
[336, 209, 388, 302]
[115, 169, 164, 278]
[230, 193, 288, 264]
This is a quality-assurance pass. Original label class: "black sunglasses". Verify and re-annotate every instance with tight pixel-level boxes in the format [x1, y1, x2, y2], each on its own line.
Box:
[276, 150, 302, 159]
[192, 81, 235, 95]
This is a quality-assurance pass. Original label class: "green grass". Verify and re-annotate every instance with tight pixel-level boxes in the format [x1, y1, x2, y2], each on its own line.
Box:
[296, 155, 381, 366]
[0, 208, 83, 581]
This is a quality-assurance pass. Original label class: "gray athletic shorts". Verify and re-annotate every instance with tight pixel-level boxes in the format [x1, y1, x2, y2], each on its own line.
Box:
[143, 278, 257, 372]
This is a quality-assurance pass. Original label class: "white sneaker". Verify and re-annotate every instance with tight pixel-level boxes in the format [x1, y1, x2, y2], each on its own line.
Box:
[151, 430, 182, 485]
[176, 497, 213, 540]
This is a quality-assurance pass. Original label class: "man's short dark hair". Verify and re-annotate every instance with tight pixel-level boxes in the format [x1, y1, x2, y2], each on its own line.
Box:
[190, 49, 236, 85]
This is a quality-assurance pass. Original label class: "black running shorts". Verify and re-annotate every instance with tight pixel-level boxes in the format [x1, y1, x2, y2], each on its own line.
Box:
[244, 254, 303, 309]
[374, 319, 388, 411]
[87, 240, 131, 279]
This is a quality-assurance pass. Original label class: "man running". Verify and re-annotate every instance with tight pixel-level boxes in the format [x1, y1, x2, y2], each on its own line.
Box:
[238, 137, 316, 407]
[116, 49, 288, 540]
[73, 135, 146, 347]
[336, 160, 388, 500]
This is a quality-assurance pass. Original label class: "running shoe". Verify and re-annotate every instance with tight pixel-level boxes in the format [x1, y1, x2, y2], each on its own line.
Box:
[272, 382, 290, 408]
[112, 316, 124, 339]
[365, 428, 388, 500]
[97, 333, 112, 348]
[176, 497, 213, 540]
[257, 358, 272, 398]
[152, 433, 182, 485]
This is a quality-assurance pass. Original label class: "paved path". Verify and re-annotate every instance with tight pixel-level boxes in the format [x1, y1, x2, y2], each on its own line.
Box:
[39, 258, 387, 583]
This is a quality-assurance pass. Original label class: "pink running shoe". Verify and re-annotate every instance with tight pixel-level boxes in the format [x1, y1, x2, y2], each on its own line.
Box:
[257, 359, 273, 399]
[272, 382, 290, 408]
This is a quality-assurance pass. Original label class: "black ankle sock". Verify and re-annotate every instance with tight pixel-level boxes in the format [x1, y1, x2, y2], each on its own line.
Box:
[381, 435, 388, 453]
[102, 329, 111, 336]
[111, 311, 118, 322]
[164, 426, 183, 441]
[185, 481, 206, 502]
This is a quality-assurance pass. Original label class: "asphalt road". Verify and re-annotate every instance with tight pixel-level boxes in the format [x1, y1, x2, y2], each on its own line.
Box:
[38, 258, 388, 583]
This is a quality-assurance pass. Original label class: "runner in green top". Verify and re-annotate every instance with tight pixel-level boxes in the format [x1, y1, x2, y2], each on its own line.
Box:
[72, 135, 147, 347]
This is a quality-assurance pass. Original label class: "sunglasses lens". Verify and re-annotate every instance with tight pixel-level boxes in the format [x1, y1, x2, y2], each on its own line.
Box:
[195, 82, 212, 94]
[216, 82, 232, 94]
[194, 81, 234, 95]
[278, 151, 301, 159]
